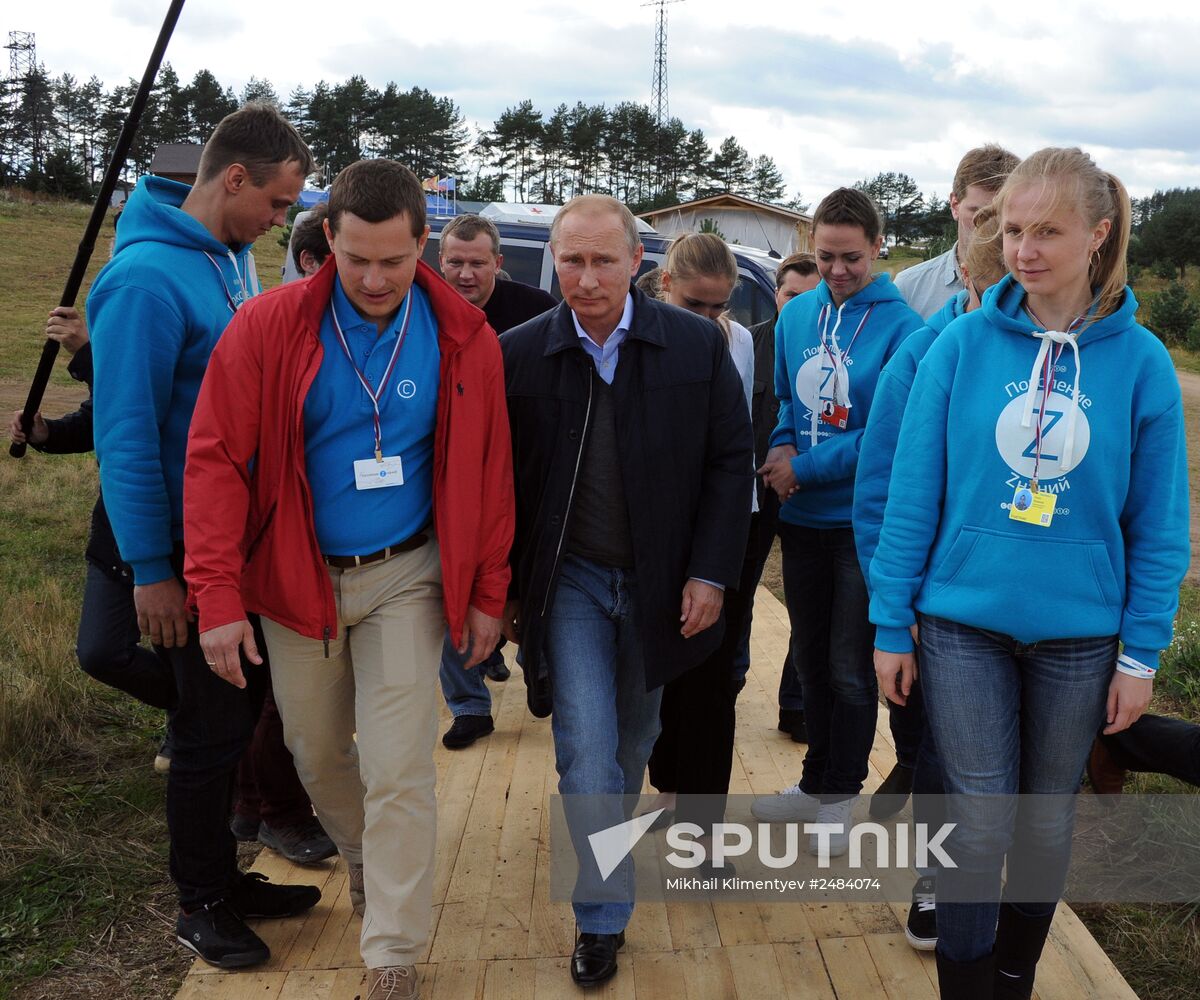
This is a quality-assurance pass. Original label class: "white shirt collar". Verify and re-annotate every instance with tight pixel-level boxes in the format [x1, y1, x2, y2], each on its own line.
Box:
[571, 293, 634, 348]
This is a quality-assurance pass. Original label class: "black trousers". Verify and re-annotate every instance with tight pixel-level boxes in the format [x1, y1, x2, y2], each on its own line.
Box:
[1100, 713, 1200, 787]
[76, 561, 177, 711]
[648, 557, 756, 831]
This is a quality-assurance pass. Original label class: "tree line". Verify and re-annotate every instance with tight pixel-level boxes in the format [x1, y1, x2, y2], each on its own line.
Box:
[0, 62, 796, 212]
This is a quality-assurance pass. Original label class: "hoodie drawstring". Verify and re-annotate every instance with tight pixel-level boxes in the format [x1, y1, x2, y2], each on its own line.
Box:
[1020, 329, 1082, 472]
[811, 303, 846, 447]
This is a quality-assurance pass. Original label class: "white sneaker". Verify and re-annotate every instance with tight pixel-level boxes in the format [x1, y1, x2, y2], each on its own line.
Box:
[751, 783, 821, 822]
[807, 796, 857, 858]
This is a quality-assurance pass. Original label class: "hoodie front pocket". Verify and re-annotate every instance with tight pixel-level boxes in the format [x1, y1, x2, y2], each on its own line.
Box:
[927, 526, 1122, 634]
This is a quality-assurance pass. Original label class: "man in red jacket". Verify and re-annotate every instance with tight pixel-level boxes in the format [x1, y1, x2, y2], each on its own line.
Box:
[184, 159, 514, 1000]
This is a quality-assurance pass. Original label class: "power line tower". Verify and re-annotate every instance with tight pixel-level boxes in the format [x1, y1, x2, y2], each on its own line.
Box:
[643, 0, 683, 128]
[4, 31, 36, 174]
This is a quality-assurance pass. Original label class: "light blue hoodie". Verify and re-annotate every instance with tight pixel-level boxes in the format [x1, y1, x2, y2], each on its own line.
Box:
[870, 275, 1189, 667]
[89, 176, 256, 584]
[769, 273, 922, 528]
[854, 291, 966, 582]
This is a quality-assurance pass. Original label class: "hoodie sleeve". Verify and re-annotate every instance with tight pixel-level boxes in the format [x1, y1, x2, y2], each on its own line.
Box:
[1118, 394, 1189, 667]
[868, 359, 952, 653]
[90, 281, 186, 585]
[183, 310, 263, 633]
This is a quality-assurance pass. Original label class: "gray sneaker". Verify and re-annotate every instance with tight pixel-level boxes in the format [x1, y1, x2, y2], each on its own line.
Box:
[258, 817, 338, 866]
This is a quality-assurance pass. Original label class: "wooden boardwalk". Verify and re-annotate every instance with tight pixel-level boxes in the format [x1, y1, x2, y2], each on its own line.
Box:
[176, 589, 1137, 1000]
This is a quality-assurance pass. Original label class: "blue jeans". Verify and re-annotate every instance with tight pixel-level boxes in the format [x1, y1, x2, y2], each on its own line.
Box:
[544, 555, 663, 934]
[437, 632, 499, 717]
[778, 523, 877, 798]
[918, 614, 1114, 962]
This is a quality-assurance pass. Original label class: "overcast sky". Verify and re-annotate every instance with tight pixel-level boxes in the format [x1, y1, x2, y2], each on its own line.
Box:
[18, 0, 1200, 201]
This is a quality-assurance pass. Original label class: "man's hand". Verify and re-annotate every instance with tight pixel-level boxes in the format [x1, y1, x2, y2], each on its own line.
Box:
[1103, 671, 1153, 735]
[46, 306, 88, 355]
[499, 599, 522, 645]
[875, 648, 917, 706]
[680, 579, 724, 639]
[9, 409, 48, 446]
[459, 605, 503, 669]
[199, 619, 262, 689]
[758, 444, 800, 502]
[134, 577, 193, 648]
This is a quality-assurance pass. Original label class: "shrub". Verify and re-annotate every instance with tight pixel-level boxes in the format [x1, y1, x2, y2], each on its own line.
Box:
[1154, 259, 1178, 281]
[1127, 261, 1143, 284]
[1146, 282, 1200, 346]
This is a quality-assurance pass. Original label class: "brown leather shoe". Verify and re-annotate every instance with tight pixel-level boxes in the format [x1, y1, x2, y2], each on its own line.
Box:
[367, 965, 418, 999]
[1087, 737, 1127, 796]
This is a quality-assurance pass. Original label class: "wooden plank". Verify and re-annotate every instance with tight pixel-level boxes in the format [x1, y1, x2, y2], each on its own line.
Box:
[277, 970, 337, 1000]
[862, 932, 938, 999]
[773, 940, 837, 1000]
[530, 956, 636, 999]
[1031, 931, 1090, 1000]
[630, 950, 685, 997]
[819, 935, 886, 998]
[478, 702, 553, 960]
[624, 900, 674, 954]
[526, 784, 576, 960]
[725, 942, 789, 996]
[758, 899, 817, 944]
[664, 900, 722, 951]
[676, 947, 738, 1000]
[801, 899, 860, 942]
[712, 899, 771, 947]
[481, 959, 536, 1000]
[430, 959, 486, 1000]
[1047, 906, 1139, 1000]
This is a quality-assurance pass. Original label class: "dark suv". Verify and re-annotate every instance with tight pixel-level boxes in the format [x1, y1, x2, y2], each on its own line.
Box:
[422, 215, 781, 330]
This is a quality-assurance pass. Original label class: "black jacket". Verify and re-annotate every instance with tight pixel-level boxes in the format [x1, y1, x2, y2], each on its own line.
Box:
[748, 318, 781, 510]
[31, 345, 130, 583]
[501, 286, 753, 716]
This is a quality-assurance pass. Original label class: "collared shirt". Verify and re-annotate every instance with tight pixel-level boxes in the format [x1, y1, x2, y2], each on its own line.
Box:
[302, 277, 441, 555]
[893, 244, 963, 321]
[571, 293, 634, 384]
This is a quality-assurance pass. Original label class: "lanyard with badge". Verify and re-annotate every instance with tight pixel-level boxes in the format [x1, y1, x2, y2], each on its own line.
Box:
[815, 303, 874, 431]
[1008, 311, 1084, 528]
[204, 251, 252, 313]
[330, 291, 414, 491]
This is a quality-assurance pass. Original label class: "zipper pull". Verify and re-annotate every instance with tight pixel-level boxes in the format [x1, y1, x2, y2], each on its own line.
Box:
[323, 626, 331, 658]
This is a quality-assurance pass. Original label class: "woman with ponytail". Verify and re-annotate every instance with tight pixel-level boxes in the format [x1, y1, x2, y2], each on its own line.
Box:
[870, 148, 1189, 998]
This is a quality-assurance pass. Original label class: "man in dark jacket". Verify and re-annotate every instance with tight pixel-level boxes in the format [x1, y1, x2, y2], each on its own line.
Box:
[499, 194, 752, 988]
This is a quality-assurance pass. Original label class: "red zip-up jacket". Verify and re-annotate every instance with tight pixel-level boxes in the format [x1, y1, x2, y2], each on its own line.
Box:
[183, 257, 514, 648]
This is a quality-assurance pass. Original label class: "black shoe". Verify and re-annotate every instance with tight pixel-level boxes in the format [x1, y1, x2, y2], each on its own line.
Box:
[176, 898, 270, 969]
[905, 875, 937, 951]
[869, 763, 914, 819]
[228, 871, 320, 919]
[778, 708, 803, 734]
[570, 930, 625, 986]
[230, 813, 261, 842]
[442, 714, 495, 749]
[483, 657, 511, 682]
[258, 817, 338, 866]
[790, 712, 808, 744]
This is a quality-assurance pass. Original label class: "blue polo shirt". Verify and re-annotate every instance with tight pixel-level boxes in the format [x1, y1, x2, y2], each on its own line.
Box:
[303, 277, 440, 555]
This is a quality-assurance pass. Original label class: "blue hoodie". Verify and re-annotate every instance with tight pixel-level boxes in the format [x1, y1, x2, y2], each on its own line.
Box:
[854, 291, 966, 582]
[89, 176, 257, 585]
[769, 273, 922, 528]
[869, 275, 1189, 667]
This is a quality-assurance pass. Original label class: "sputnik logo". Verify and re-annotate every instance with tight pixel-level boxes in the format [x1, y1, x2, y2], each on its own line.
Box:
[587, 809, 665, 880]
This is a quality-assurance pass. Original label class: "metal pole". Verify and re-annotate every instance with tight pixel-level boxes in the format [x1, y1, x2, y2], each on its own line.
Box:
[10, 0, 186, 458]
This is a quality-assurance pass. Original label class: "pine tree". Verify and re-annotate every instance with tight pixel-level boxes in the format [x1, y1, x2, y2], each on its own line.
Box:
[749, 154, 786, 204]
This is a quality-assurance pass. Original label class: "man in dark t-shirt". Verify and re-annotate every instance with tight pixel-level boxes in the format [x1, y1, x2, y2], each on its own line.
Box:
[436, 213, 555, 748]
[439, 213, 556, 334]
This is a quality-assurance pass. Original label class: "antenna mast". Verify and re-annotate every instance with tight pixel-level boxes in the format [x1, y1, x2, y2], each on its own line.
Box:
[4, 31, 36, 175]
[643, 0, 683, 128]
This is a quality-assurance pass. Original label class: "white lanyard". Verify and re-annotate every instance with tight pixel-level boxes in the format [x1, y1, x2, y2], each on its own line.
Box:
[1020, 308, 1085, 483]
[809, 303, 874, 446]
[204, 251, 250, 314]
[330, 292, 414, 461]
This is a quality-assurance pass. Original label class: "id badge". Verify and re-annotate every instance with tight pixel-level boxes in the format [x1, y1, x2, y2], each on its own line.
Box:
[820, 400, 850, 429]
[354, 456, 405, 491]
[1009, 486, 1054, 527]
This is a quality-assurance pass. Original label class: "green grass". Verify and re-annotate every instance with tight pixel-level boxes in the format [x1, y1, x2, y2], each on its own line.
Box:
[0, 189, 286, 999]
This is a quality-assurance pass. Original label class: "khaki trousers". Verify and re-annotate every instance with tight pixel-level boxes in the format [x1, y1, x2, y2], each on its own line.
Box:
[262, 539, 443, 968]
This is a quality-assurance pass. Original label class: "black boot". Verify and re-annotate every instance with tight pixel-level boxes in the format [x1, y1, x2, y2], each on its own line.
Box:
[935, 949, 994, 1000]
[993, 903, 1055, 999]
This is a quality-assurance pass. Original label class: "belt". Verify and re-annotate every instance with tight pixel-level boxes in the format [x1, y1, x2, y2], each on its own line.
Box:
[323, 531, 429, 569]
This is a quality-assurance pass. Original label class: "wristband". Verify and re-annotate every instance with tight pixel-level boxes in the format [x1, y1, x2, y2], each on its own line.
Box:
[1115, 652, 1156, 679]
